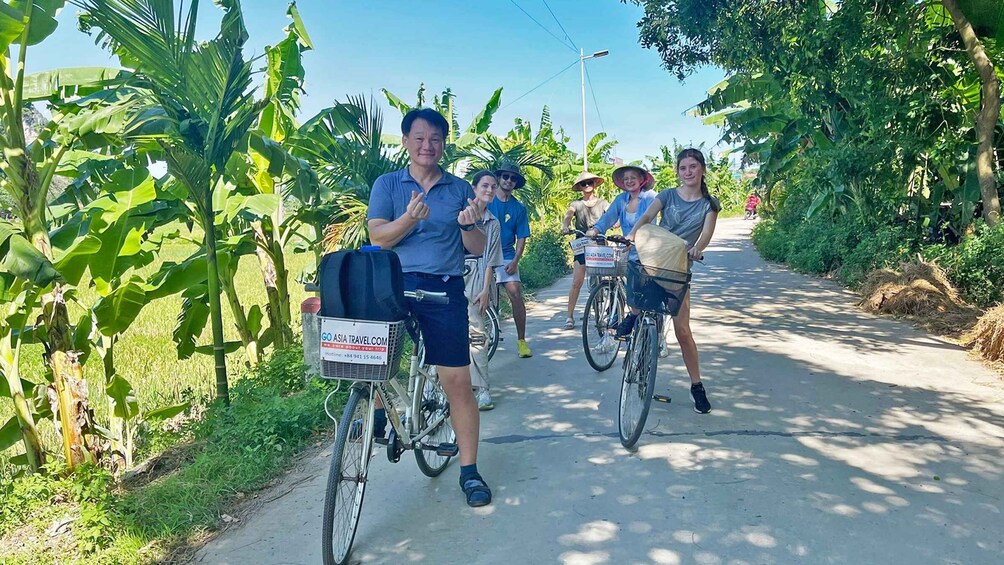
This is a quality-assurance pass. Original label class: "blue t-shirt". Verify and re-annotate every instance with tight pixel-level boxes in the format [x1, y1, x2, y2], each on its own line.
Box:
[367, 167, 475, 276]
[592, 190, 657, 260]
[488, 196, 531, 261]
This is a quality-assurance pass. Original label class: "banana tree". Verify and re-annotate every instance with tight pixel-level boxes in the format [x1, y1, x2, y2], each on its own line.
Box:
[79, 0, 266, 404]
[0, 0, 133, 471]
[230, 1, 313, 351]
[68, 166, 186, 468]
[0, 222, 57, 472]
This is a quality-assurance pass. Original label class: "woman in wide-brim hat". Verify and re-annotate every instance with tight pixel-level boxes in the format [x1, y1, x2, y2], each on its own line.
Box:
[494, 162, 526, 189]
[561, 170, 610, 328]
[611, 164, 655, 191]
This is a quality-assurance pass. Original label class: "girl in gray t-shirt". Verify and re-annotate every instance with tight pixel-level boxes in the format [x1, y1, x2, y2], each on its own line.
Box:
[624, 148, 720, 415]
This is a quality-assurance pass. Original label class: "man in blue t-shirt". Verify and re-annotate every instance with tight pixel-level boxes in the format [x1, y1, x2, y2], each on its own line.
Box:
[487, 163, 533, 358]
[368, 108, 492, 507]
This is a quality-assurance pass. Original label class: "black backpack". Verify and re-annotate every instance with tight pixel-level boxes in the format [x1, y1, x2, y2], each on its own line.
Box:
[318, 249, 408, 322]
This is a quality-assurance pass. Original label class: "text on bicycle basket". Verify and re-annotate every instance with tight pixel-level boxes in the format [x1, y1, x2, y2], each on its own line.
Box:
[320, 318, 390, 365]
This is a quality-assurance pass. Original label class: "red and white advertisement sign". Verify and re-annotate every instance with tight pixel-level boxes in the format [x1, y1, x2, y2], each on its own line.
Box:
[569, 237, 590, 256]
[584, 245, 616, 268]
[320, 318, 390, 365]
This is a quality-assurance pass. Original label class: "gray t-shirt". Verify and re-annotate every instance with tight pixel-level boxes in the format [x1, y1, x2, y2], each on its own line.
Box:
[569, 198, 609, 233]
[656, 189, 720, 248]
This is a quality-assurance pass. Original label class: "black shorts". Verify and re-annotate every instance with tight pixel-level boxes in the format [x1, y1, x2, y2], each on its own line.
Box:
[574, 254, 585, 265]
[403, 273, 470, 367]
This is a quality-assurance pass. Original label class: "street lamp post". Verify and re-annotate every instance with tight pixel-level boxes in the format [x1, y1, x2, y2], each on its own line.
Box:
[580, 48, 608, 171]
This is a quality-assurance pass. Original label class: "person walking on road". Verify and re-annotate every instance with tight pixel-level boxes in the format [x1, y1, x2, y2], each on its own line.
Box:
[561, 170, 609, 329]
[488, 162, 534, 359]
[367, 108, 493, 507]
[466, 170, 504, 410]
[627, 148, 720, 414]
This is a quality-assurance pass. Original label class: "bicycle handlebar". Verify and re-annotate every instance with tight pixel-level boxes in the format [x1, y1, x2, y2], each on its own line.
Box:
[405, 290, 448, 304]
[303, 284, 449, 304]
[564, 229, 630, 246]
[563, 229, 706, 263]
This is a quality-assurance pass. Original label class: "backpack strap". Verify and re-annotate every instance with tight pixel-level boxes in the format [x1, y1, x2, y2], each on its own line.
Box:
[318, 251, 350, 318]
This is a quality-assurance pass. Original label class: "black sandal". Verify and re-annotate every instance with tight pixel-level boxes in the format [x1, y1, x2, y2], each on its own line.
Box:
[460, 474, 492, 507]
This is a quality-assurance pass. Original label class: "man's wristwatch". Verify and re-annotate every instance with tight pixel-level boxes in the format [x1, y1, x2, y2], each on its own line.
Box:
[460, 223, 476, 231]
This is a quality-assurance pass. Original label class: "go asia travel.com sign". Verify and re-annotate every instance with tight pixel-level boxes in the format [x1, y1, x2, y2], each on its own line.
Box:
[320, 318, 391, 365]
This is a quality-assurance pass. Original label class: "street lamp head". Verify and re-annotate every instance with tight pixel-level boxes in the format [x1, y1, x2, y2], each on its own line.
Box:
[592, 50, 609, 58]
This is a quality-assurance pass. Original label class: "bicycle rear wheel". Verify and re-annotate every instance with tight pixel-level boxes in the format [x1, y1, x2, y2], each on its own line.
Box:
[618, 316, 658, 449]
[471, 306, 501, 362]
[582, 281, 625, 371]
[413, 370, 456, 477]
[322, 385, 373, 565]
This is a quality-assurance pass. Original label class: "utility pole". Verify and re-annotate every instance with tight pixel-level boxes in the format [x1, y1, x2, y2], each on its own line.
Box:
[579, 48, 608, 171]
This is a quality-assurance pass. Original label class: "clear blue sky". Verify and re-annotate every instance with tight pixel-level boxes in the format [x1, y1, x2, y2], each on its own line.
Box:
[31, 0, 727, 163]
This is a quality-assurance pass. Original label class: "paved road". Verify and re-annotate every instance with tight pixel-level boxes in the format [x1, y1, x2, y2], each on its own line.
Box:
[192, 218, 1004, 565]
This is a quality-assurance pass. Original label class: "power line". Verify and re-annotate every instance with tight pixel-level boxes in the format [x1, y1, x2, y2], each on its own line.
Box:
[501, 59, 580, 110]
[540, 0, 578, 50]
[508, 0, 577, 53]
[584, 65, 607, 133]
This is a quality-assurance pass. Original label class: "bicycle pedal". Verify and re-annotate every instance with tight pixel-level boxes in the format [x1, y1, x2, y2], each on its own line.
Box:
[433, 442, 459, 457]
[386, 429, 405, 463]
[653, 395, 672, 404]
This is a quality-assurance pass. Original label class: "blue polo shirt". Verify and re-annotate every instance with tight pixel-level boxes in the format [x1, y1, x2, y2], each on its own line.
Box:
[488, 196, 531, 261]
[592, 190, 657, 260]
[367, 167, 475, 276]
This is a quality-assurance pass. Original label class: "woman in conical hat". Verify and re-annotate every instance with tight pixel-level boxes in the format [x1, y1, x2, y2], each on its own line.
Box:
[586, 163, 657, 243]
[561, 171, 610, 329]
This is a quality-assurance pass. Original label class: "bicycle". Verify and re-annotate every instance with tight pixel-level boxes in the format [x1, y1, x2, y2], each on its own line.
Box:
[463, 255, 501, 361]
[568, 230, 629, 372]
[318, 289, 458, 565]
[617, 253, 694, 450]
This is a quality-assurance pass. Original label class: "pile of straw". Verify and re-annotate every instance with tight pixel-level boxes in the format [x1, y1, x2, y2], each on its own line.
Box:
[966, 304, 1004, 364]
[859, 257, 979, 337]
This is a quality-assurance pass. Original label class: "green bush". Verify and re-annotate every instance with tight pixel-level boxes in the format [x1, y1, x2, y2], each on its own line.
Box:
[924, 221, 1004, 307]
[751, 219, 789, 262]
[520, 223, 571, 291]
[0, 345, 341, 563]
[751, 208, 916, 288]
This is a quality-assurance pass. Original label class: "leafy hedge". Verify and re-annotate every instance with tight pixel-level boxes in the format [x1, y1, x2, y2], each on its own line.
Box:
[752, 213, 1004, 308]
[520, 222, 572, 291]
[923, 221, 1004, 308]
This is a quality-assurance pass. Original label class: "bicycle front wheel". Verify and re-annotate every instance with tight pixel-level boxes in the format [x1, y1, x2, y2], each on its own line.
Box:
[618, 317, 658, 449]
[484, 306, 501, 361]
[582, 281, 625, 371]
[413, 370, 456, 477]
[322, 385, 373, 565]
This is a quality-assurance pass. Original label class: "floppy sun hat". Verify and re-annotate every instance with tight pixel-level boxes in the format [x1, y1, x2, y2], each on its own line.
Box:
[572, 171, 605, 192]
[612, 165, 654, 191]
[494, 162, 526, 189]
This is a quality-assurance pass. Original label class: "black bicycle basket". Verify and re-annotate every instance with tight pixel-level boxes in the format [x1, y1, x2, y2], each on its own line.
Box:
[628, 261, 692, 316]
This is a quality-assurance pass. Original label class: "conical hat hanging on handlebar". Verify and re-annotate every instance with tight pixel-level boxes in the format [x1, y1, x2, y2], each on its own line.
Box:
[634, 224, 689, 274]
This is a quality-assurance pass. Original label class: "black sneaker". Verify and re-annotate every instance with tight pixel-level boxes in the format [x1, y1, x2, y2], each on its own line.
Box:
[615, 313, 637, 340]
[691, 382, 711, 414]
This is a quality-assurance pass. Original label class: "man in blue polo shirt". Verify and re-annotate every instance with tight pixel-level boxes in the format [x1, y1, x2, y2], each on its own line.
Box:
[488, 163, 533, 358]
[368, 108, 492, 507]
